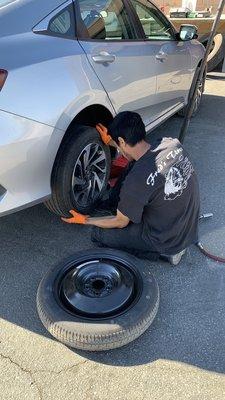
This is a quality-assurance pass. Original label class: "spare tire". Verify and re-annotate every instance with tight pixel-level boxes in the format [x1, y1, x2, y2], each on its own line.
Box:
[37, 249, 159, 351]
[207, 34, 225, 72]
[45, 125, 111, 216]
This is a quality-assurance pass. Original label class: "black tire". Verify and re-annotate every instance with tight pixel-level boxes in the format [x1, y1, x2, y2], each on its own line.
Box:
[178, 67, 206, 118]
[36, 249, 160, 351]
[207, 34, 225, 72]
[45, 125, 111, 216]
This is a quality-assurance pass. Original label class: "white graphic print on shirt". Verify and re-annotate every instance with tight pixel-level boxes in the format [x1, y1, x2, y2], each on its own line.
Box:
[164, 155, 194, 200]
[146, 148, 194, 201]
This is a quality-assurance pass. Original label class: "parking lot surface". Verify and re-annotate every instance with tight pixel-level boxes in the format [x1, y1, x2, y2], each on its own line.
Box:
[0, 73, 225, 400]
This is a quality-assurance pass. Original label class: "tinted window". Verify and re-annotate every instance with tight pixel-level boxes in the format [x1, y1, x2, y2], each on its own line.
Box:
[49, 10, 71, 34]
[131, 0, 174, 40]
[77, 0, 136, 40]
[48, 6, 74, 37]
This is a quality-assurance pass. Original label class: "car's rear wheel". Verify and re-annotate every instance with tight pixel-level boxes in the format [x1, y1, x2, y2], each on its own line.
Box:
[178, 67, 206, 118]
[45, 125, 111, 216]
[36, 249, 160, 351]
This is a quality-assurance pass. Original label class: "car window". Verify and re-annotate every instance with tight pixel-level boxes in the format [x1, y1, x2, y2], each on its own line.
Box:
[131, 0, 174, 40]
[49, 10, 71, 34]
[77, 0, 136, 40]
[47, 5, 74, 38]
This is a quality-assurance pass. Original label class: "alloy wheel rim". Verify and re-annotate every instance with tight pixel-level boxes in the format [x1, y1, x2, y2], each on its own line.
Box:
[193, 79, 203, 114]
[72, 143, 107, 207]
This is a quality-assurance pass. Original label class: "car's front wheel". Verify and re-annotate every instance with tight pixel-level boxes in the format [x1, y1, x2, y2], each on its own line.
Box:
[45, 125, 111, 216]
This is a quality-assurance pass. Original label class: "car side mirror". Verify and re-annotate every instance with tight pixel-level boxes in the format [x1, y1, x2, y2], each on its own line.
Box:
[177, 24, 198, 41]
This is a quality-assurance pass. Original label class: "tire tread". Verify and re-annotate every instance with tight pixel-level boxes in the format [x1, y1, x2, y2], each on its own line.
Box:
[37, 287, 159, 350]
[36, 249, 160, 351]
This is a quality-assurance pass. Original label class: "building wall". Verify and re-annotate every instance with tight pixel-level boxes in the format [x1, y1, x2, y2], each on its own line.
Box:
[154, 0, 224, 14]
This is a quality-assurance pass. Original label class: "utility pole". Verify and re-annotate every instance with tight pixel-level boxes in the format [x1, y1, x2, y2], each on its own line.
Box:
[179, 0, 225, 143]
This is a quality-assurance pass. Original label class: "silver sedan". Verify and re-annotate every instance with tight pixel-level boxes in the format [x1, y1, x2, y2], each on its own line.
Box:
[0, 0, 205, 216]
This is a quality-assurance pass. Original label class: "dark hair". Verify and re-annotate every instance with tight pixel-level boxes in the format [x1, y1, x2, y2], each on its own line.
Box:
[108, 111, 146, 146]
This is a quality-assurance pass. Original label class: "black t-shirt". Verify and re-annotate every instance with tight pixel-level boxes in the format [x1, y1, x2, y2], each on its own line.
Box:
[118, 138, 200, 254]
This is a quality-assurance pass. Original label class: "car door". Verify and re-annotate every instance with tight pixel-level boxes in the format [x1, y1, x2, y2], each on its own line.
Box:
[129, 0, 192, 119]
[75, 0, 158, 127]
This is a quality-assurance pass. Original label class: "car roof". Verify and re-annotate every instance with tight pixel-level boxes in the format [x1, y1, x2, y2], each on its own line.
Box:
[0, 0, 69, 37]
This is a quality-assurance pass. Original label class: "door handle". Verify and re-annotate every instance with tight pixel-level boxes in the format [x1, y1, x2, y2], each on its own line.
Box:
[155, 52, 168, 62]
[92, 51, 116, 64]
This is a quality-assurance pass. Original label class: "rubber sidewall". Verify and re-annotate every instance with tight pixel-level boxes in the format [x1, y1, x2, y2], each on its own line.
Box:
[207, 34, 225, 72]
[37, 249, 159, 350]
[46, 125, 111, 216]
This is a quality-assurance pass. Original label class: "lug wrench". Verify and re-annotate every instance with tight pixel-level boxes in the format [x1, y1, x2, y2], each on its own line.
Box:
[199, 213, 213, 221]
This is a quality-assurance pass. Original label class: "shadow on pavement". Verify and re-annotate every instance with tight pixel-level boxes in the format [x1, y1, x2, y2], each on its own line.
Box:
[207, 74, 225, 81]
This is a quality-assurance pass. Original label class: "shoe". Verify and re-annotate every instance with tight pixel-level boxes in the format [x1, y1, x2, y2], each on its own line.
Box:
[160, 249, 186, 266]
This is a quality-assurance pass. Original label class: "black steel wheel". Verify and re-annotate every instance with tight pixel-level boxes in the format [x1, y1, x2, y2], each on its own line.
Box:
[45, 125, 111, 216]
[37, 249, 159, 351]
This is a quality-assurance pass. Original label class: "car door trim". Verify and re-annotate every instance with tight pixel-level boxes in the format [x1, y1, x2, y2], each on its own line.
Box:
[146, 103, 184, 133]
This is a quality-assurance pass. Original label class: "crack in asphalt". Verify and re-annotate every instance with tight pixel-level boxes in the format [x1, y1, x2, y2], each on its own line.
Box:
[0, 353, 43, 400]
[54, 359, 89, 376]
[0, 352, 89, 398]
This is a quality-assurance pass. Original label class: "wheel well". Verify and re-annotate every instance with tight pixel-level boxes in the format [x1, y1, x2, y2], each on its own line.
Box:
[60, 104, 113, 149]
[75, 104, 113, 127]
[51, 105, 114, 180]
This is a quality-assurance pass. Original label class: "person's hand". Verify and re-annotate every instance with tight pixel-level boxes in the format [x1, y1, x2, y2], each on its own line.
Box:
[96, 123, 112, 145]
[61, 210, 88, 224]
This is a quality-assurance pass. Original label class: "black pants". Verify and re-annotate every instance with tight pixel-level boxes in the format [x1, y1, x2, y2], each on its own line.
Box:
[92, 224, 159, 261]
[91, 163, 160, 261]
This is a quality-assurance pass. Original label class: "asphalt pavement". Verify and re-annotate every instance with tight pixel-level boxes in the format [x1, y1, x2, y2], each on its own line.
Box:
[0, 73, 225, 400]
